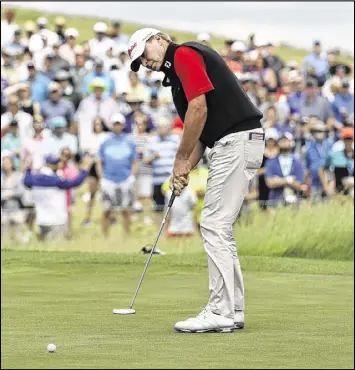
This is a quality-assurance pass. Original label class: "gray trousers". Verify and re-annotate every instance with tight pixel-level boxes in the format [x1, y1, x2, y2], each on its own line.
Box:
[201, 128, 265, 319]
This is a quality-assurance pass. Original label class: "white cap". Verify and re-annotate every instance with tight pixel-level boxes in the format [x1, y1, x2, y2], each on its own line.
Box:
[155, 115, 172, 128]
[48, 81, 61, 92]
[110, 113, 126, 126]
[128, 28, 161, 72]
[65, 28, 79, 39]
[231, 41, 246, 52]
[197, 32, 210, 42]
[36, 17, 48, 26]
[249, 49, 259, 61]
[150, 71, 164, 82]
[93, 22, 108, 33]
[265, 128, 279, 141]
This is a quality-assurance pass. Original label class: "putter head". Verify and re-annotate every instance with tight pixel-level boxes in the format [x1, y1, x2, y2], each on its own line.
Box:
[113, 308, 136, 315]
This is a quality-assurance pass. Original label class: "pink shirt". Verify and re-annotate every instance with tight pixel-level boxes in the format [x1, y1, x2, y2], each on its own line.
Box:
[57, 164, 79, 210]
[21, 130, 51, 171]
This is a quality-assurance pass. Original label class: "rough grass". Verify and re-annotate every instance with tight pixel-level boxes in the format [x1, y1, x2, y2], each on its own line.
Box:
[3, 6, 354, 69]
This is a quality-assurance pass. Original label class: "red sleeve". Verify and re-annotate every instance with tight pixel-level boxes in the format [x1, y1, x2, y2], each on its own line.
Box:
[174, 46, 214, 102]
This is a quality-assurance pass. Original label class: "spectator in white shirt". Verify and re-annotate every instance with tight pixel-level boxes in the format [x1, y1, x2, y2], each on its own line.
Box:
[89, 22, 114, 59]
[110, 21, 130, 46]
[1, 8, 18, 48]
[1, 95, 33, 141]
[59, 28, 79, 66]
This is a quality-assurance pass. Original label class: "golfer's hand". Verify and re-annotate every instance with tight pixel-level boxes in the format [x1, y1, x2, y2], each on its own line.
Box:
[169, 174, 188, 196]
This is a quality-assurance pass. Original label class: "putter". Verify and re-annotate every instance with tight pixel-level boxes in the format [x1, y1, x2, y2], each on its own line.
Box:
[113, 192, 176, 315]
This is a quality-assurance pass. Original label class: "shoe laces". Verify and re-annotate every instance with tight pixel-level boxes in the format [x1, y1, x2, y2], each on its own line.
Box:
[196, 307, 209, 320]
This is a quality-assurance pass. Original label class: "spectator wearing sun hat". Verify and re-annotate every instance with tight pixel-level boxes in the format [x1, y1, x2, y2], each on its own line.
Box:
[82, 57, 115, 97]
[54, 16, 67, 45]
[59, 28, 79, 66]
[89, 22, 114, 59]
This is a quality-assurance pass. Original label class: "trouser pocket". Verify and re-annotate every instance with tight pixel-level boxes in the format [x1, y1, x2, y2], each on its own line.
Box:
[244, 134, 265, 170]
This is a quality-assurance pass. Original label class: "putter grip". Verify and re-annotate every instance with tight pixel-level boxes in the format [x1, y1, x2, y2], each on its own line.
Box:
[168, 192, 176, 207]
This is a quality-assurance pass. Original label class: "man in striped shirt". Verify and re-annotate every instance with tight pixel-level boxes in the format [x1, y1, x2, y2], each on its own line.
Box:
[143, 116, 179, 225]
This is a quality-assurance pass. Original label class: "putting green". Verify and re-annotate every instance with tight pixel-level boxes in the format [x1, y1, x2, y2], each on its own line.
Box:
[1, 250, 354, 369]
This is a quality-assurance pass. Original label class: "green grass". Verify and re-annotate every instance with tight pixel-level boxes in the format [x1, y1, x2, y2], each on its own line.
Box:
[1, 250, 354, 369]
[3, 6, 354, 69]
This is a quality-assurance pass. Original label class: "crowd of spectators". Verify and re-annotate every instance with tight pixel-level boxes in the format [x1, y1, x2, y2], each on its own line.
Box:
[1, 9, 354, 244]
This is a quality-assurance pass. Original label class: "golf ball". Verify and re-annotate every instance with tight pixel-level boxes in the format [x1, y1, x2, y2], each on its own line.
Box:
[47, 344, 56, 353]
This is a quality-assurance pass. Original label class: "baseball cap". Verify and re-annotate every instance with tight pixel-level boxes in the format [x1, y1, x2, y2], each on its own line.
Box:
[36, 17, 48, 26]
[45, 155, 60, 165]
[128, 28, 161, 72]
[197, 32, 210, 42]
[65, 27, 79, 39]
[314, 40, 321, 46]
[340, 127, 354, 140]
[94, 57, 104, 66]
[265, 128, 279, 141]
[93, 22, 108, 33]
[48, 81, 61, 92]
[231, 41, 246, 53]
[110, 113, 126, 126]
[50, 116, 67, 128]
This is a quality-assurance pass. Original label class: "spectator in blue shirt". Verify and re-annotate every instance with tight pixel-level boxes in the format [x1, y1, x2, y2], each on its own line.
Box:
[287, 76, 305, 116]
[7, 28, 25, 54]
[124, 94, 155, 133]
[82, 58, 115, 98]
[96, 113, 139, 236]
[23, 61, 51, 104]
[265, 133, 305, 207]
[1, 119, 22, 169]
[40, 81, 75, 129]
[305, 122, 333, 201]
[332, 80, 354, 124]
[303, 41, 329, 87]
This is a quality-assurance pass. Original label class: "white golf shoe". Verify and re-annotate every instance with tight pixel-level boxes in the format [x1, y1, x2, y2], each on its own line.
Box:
[174, 308, 234, 333]
[234, 311, 245, 329]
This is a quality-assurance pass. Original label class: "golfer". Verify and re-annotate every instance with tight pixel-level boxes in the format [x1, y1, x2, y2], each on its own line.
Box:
[128, 28, 265, 333]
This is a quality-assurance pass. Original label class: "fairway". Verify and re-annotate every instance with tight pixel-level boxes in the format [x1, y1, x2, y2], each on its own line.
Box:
[1, 250, 354, 369]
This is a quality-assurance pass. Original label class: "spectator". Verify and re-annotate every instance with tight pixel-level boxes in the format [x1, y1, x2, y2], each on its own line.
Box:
[125, 93, 155, 133]
[44, 116, 78, 157]
[22, 21, 36, 49]
[300, 78, 334, 123]
[142, 92, 171, 123]
[59, 28, 79, 66]
[2, 118, 23, 169]
[303, 40, 329, 87]
[55, 70, 82, 109]
[89, 22, 113, 59]
[110, 21, 130, 46]
[1, 76, 10, 114]
[322, 76, 341, 103]
[54, 16, 66, 45]
[1, 153, 27, 243]
[40, 81, 75, 129]
[332, 80, 354, 125]
[127, 71, 151, 102]
[23, 154, 92, 241]
[265, 133, 305, 207]
[239, 73, 258, 106]
[35, 17, 59, 48]
[196, 32, 211, 46]
[143, 116, 180, 223]
[32, 34, 53, 70]
[161, 179, 197, 237]
[81, 117, 111, 227]
[287, 76, 305, 116]
[1, 47, 24, 83]
[17, 83, 40, 117]
[130, 113, 153, 223]
[71, 49, 90, 96]
[229, 41, 245, 73]
[96, 113, 139, 236]
[1, 95, 33, 141]
[305, 122, 333, 201]
[57, 147, 79, 238]
[264, 43, 285, 85]
[82, 57, 115, 97]
[258, 127, 279, 210]
[263, 105, 295, 137]
[41, 53, 57, 80]
[50, 42, 71, 72]
[1, 8, 18, 47]
[8, 27, 25, 54]
[23, 60, 51, 104]
[21, 115, 50, 172]
[319, 127, 354, 195]
[75, 77, 120, 146]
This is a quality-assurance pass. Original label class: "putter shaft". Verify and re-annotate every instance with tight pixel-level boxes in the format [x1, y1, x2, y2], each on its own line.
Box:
[129, 193, 176, 309]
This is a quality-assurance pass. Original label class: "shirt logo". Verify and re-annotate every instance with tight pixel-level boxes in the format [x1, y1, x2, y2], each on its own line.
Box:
[128, 42, 137, 58]
[164, 61, 171, 68]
